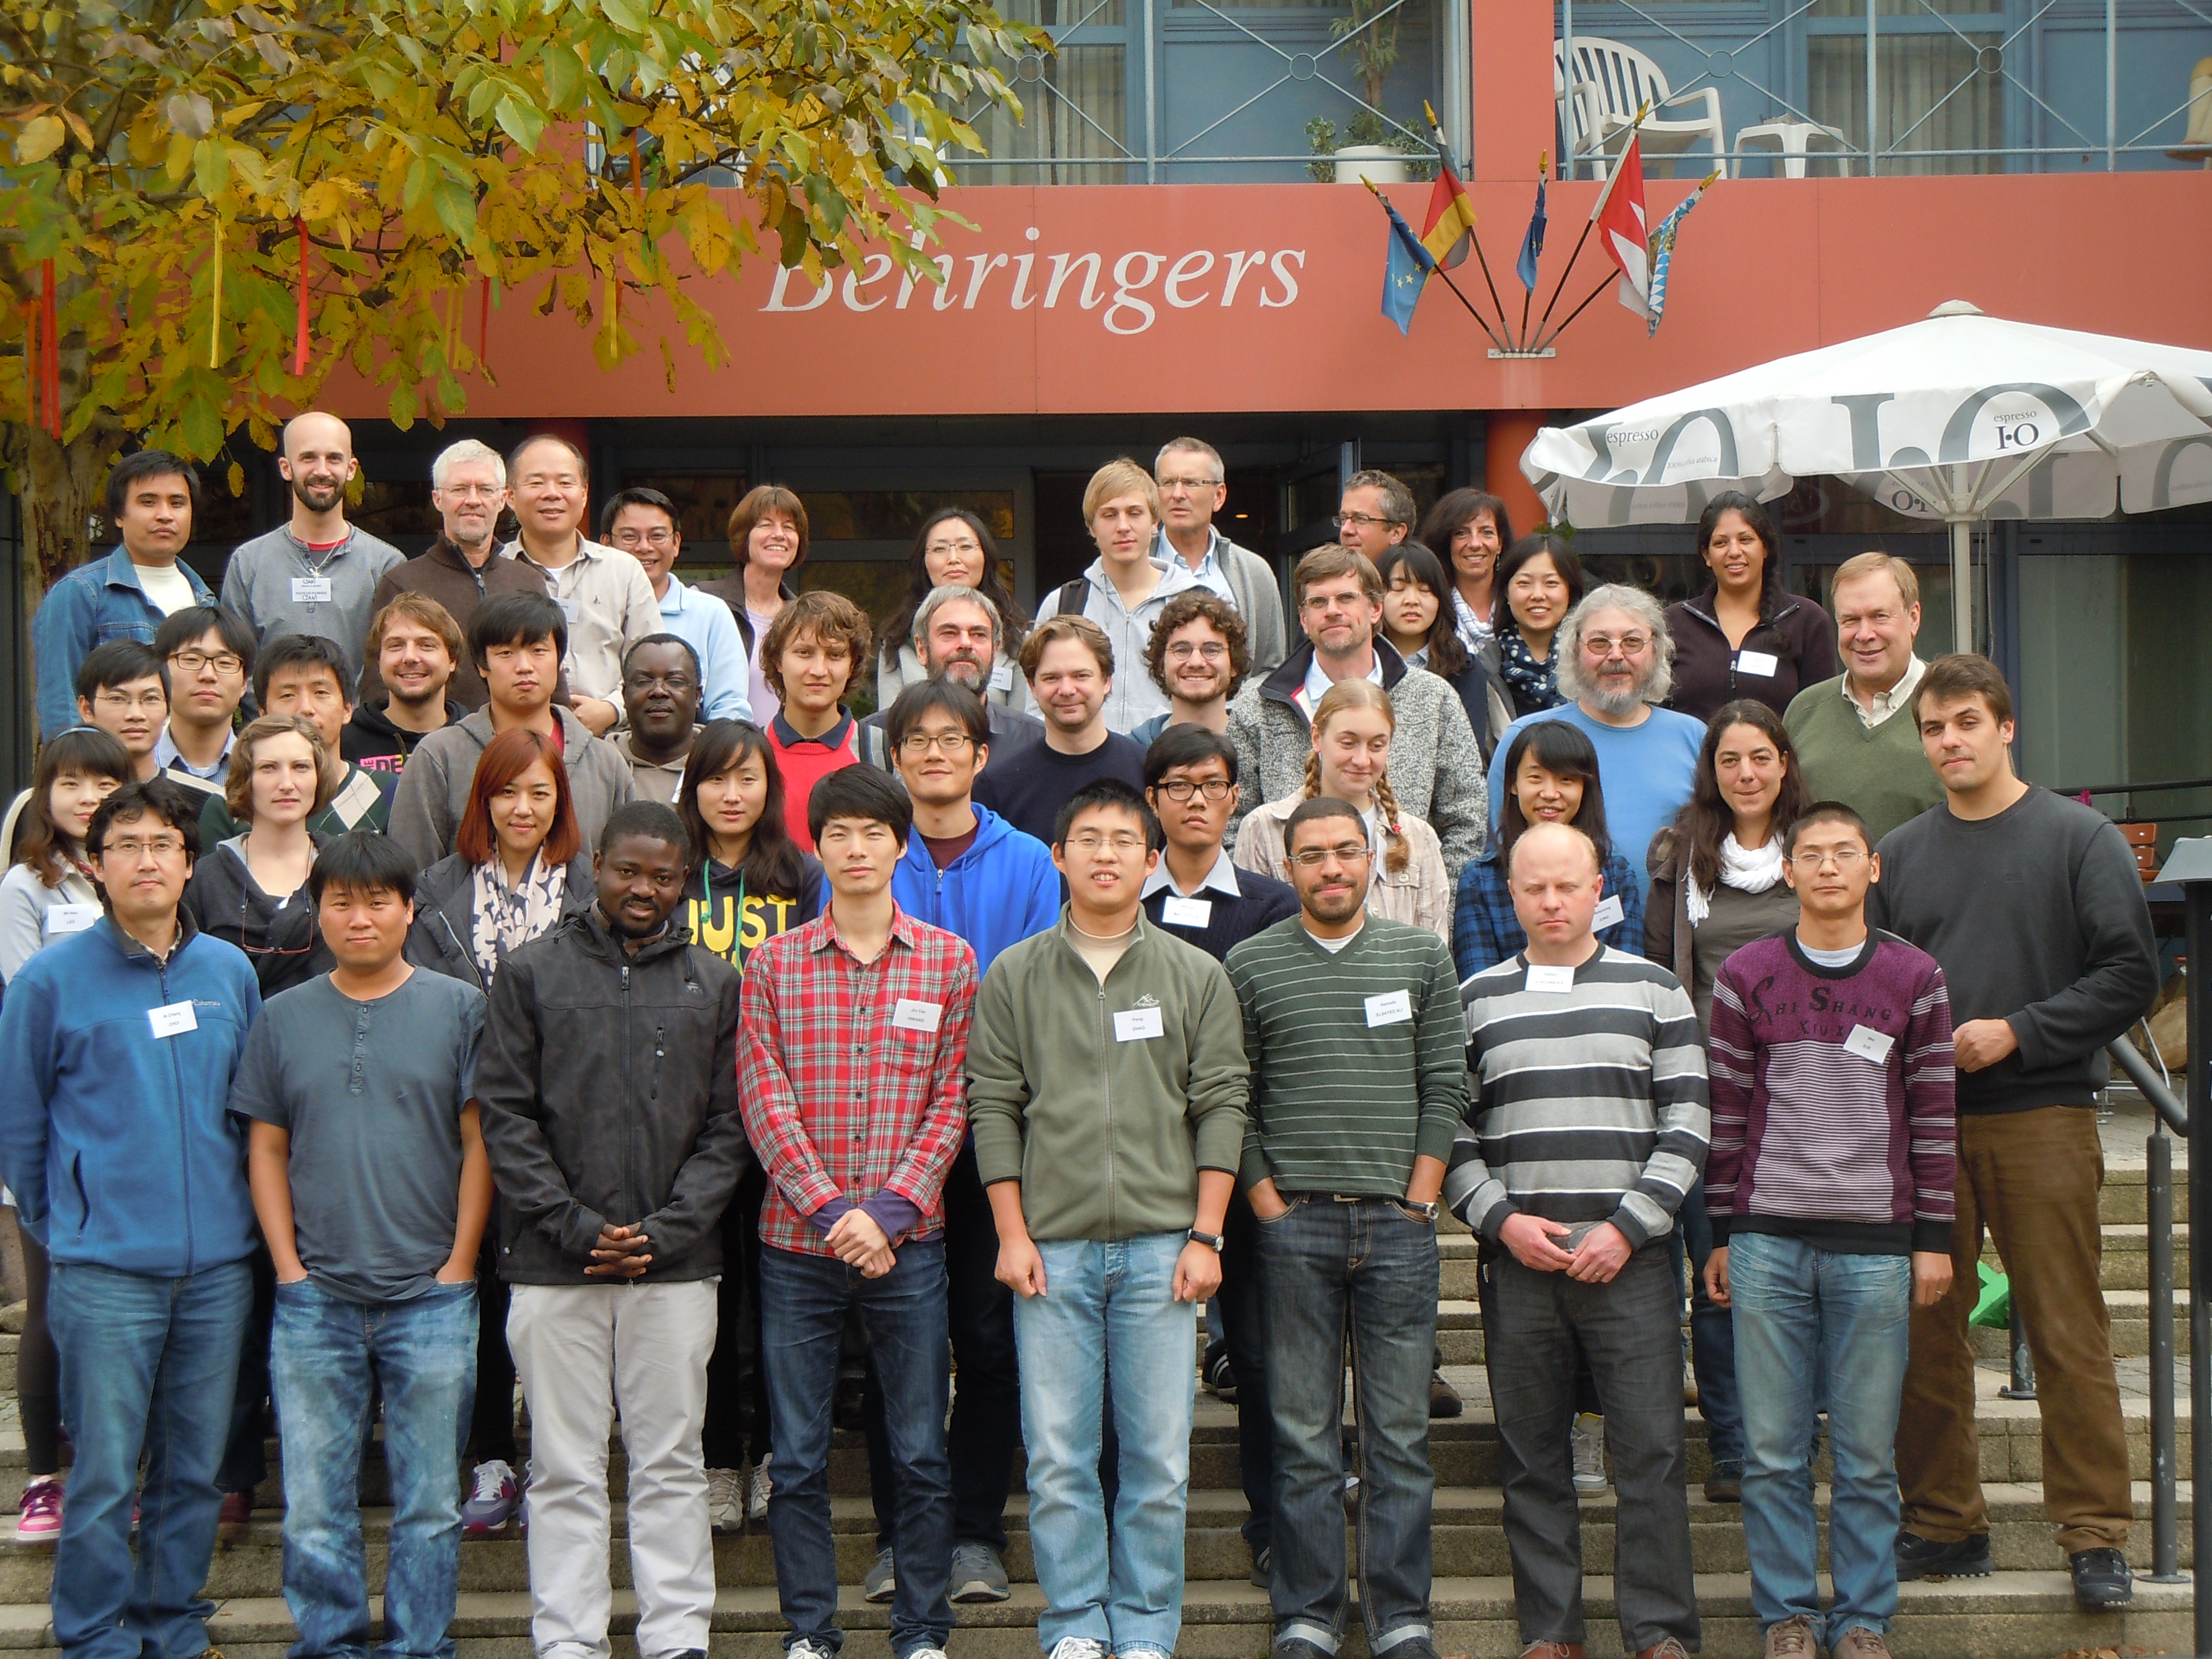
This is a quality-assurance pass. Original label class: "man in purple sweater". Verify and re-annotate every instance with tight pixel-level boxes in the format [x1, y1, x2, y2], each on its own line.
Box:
[1704, 801, 1955, 1659]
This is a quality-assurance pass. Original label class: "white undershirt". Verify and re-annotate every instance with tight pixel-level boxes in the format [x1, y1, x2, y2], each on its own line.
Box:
[1797, 933, 1868, 969]
[134, 562, 195, 614]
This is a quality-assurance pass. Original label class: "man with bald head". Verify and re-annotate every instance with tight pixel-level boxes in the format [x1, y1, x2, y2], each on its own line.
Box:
[222, 412, 404, 691]
[1448, 820, 1709, 1659]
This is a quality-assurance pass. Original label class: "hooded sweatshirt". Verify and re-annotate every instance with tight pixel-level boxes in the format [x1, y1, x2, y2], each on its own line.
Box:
[890, 803, 1061, 976]
[388, 706, 637, 871]
[1031, 556, 1201, 736]
[342, 698, 465, 778]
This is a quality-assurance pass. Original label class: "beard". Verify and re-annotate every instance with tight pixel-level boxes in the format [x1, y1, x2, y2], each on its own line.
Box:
[291, 476, 346, 513]
[1583, 673, 1653, 717]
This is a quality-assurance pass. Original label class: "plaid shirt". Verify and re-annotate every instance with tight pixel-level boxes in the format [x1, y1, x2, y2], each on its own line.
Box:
[737, 904, 977, 1258]
[1451, 846, 1646, 983]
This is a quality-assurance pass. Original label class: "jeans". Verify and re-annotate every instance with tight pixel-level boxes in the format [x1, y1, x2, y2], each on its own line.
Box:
[1730, 1234, 1912, 1642]
[761, 1241, 953, 1659]
[1258, 1197, 1437, 1655]
[1216, 1185, 1275, 1552]
[1012, 1232, 1196, 1659]
[1676, 1179, 1742, 1468]
[47, 1258, 253, 1659]
[270, 1279, 478, 1659]
[1479, 1243, 1698, 1655]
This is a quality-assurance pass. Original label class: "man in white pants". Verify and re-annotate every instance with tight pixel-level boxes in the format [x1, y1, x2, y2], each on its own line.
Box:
[473, 802, 750, 1659]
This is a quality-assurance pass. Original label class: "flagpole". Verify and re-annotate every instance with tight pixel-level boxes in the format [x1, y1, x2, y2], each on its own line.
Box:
[1360, 177, 1509, 352]
[1535, 270, 1622, 354]
[1517, 151, 1543, 348]
[1531, 102, 1647, 344]
[1422, 103, 1514, 342]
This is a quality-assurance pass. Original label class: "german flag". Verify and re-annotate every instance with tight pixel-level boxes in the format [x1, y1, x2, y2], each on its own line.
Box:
[1420, 151, 1476, 271]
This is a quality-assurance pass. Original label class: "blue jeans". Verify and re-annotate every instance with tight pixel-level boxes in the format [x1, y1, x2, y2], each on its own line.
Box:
[270, 1279, 478, 1659]
[1011, 1232, 1195, 1659]
[1675, 1180, 1742, 1468]
[1258, 1197, 1438, 1656]
[761, 1241, 952, 1659]
[47, 1258, 253, 1659]
[1728, 1232, 1913, 1643]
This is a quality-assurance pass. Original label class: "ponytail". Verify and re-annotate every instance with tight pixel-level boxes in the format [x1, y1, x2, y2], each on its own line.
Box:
[1373, 773, 1412, 875]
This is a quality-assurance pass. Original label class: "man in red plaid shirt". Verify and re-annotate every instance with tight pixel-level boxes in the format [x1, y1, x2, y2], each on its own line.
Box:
[737, 765, 979, 1659]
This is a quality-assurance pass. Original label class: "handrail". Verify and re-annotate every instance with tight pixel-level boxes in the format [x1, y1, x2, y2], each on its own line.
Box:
[2056, 776, 2212, 800]
[2109, 1032, 2188, 1135]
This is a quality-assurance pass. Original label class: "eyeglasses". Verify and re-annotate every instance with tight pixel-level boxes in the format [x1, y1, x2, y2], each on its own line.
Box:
[925, 538, 982, 557]
[437, 482, 503, 500]
[1156, 778, 1231, 802]
[1065, 831, 1146, 854]
[1582, 633, 1652, 658]
[1164, 641, 1228, 662]
[898, 732, 974, 754]
[94, 690, 165, 711]
[104, 835, 186, 860]
[1789, 847, 1869, 869]
[1157, 475, 1222, 493]
[1286, 841, 1374, 868]
[1332, 511, 1401, 530]
[609, 529, 675, 549]
[167, 650, 244, 676]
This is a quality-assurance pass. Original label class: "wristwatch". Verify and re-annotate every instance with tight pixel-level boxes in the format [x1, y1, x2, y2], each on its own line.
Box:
[1187, 1228, 1226, 1252]
[1399, 1200, 1440, 1223]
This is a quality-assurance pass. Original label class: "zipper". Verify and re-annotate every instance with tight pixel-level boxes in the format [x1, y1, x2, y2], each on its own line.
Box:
[651, 1025, 665, 1102]
[1097, 977, 1114, 1237]
[157, 952, 195, 1276]
[621, 961, 636, 1280]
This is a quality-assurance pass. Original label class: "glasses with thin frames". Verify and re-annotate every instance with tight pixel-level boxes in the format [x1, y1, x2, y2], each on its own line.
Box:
[168, 650, 244, 676]
[105, 835, 187, 860]
[1790, 847, 1869, 869]
[1286, 841, 1374, 868]
[609, 529, 675, 549]
[1165, 641, 1228, 661]
[1066, 831, 1146, 854]
[1332, 511, 1400, 530]
[898, 732, 975, 755]
[1582, 633, 1652, 658]
[95, 689, 165, 711]
[1156, 778, 1231, 802]
[438, 482, 503, 500]
[1157, 475, 1222, 493]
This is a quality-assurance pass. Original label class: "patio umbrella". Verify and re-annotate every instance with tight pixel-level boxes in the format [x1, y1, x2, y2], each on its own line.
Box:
[1519, 300, 2212, 651]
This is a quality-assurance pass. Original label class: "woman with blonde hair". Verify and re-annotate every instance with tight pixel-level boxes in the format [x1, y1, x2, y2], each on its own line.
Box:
[183, 711, 339, 997]
[1231, 678, 1451, 943]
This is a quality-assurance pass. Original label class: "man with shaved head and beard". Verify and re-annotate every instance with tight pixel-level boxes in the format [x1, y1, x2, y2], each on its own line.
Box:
[222, 412, 405, 691]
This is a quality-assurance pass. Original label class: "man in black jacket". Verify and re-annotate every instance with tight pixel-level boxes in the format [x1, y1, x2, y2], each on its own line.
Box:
[474, 802, 749, 1659]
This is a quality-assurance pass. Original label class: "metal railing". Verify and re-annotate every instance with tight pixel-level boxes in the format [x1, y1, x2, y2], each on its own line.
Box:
[2108, 1032, 2187, 1583]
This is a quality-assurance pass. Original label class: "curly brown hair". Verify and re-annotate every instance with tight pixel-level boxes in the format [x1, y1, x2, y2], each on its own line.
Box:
[760, 590, 874, 703]
[1143, 590, 1250, 701]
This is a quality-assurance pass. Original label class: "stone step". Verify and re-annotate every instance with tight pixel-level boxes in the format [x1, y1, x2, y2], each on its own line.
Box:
[1983, 1223, 2192, 1293]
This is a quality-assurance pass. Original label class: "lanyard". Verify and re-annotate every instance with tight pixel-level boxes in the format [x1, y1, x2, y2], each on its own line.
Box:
[703, 864, 747, 969]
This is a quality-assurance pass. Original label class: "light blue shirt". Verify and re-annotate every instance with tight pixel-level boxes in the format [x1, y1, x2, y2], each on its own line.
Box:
[1486, 700, 1708, 895]
[1297, 650, 1386, 713]
[153, 724, 234, 781]
[1156, 526, 1237, 606]
[654, 574, 753, 724]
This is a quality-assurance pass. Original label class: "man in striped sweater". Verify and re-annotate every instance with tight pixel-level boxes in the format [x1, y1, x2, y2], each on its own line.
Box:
[1225, 796, 1466, 1659]
[1448, 821, 1709, 1659]
[1703, 802, 1955, 1659]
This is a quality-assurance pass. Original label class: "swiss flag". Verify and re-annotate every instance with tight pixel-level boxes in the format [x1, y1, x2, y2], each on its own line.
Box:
[1592, 137, 1651, 318]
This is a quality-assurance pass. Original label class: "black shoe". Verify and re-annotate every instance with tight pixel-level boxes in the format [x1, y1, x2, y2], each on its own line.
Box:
[1204, 1345, 1240, 1404]
[1893, 1530, 1992, 1581]
[1248, 1542, 1271, 1589]
[1701, 1462, 1741, 1504]
[1269, 1640, 1334, 1659]
[1428, 1370, 1463, 1419]
[2069, 1546, 2134, 1609]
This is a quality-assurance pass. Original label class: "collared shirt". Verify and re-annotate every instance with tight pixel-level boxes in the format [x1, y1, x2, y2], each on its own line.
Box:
[1846, 653, 1925, 730]
[766, 712, 862, 853]
[735, 905, 979, 1258]
[653, 574, 753, 724]
[1142, 845, 1245, 902]
[1156, 525, 1237, 605]
[499, 536, 660, 710]
[154, 724, 235, 782]
[1295, 650, 1387, 713]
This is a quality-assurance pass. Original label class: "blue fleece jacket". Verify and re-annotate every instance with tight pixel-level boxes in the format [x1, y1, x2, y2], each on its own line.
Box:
[890, 803, 1060, 976]
[0, 912, 261, 1276]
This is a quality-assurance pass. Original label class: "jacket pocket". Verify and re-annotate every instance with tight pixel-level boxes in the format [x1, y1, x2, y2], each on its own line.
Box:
[66, 1154, 88, 1240]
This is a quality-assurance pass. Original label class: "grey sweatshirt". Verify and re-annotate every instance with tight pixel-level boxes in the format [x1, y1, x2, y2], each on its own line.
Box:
[389, 707, 637, 870]
[222, 525, 405, 690]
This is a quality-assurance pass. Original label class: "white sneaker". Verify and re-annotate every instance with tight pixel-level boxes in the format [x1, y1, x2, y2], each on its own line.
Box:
[1571, 1412, 1608, 1494]
[1046, 1641, 1109, 1659]
[903, 1648, 949, 1659]
[705, 1466, 744, 1534]
[789, 1643, 837, 1659]
[748, 1454, 773, 1520]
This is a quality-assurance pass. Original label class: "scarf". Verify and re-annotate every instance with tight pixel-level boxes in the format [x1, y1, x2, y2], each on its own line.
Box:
[470, 852, 568, 985]
[1685, 833, 1786, 927]
[1452, 589, 1494, 660]
[1495, 620, 1562, 715]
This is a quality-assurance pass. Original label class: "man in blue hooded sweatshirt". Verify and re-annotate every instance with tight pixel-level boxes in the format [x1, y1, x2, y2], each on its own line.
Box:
[857, 678, 1059, 1605]
[0, 778, 261, 1659]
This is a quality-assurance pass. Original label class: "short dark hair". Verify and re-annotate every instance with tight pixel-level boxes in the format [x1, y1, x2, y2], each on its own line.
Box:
[1784, 800, 1873, 858]
[1143, 724, 1239, 791]
[809, 763, 913, 847]
[1912, 652, 2014, 728]
[1284, 794, 1364, 853]
[1052, 778, 1160, 853]
[599, 801, 690, 862]
[507, 432, 586, 483]
[154, 605, 257, 682]
[76, 640, 165, 703]
[598, 485, 680, 542]
[885, 680, 990, 751]
[86, 778, 202, 863]
[307, 830, 419, 907]
[252, 632, 351, 709]
[622, 632, 702, 684]
[104, 451, 200, 522]
[469, 591, 568, 668]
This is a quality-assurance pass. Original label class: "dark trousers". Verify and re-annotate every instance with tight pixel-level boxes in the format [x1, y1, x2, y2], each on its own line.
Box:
[704, 1165, 772, 1470]
[467, 1233, 517, 1466]
[216, 1243, 276, 1495]
[18, 1226, 60, 1475]
[1480, 1243, 1699, 1655]
[1677, 1177, 1742, 1466]
[1217, 1185, 1275, 1550]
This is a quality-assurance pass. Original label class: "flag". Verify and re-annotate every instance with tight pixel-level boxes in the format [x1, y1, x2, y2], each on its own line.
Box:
[1515, 164, 1547, 292]
[1378, 190, 1436, 335]
[1420, 152, 1476, 270]
[1643, 170, 1717, 336]
[1591, 135, 1650, 319]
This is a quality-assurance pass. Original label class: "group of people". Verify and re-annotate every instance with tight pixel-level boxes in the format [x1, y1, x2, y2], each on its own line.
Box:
[0, 417, 2164, 1659]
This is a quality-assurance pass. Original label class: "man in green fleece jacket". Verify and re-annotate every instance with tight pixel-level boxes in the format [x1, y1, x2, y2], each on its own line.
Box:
[1225, 796, 1466, 1659]
[966, 778, 1247, 1659]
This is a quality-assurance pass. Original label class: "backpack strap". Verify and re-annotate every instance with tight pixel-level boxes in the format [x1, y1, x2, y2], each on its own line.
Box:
[1054, 577, 1089, 620]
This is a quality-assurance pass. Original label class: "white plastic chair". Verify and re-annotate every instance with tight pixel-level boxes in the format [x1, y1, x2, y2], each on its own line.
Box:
[1735, 118, 1853, 178]
[1555, 35, 1728, 180]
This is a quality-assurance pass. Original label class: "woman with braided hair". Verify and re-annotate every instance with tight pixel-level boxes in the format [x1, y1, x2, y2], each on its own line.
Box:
[1229, 678, 1452, 943]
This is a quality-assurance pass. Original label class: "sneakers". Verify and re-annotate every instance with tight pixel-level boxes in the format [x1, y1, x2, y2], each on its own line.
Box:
[1203, 1345, 1239, 1404]
[1569, 1413, 1607, 1494]
[1045, 1640, 1108, 1659]
[1761, 1615, 1815, 1657]
[949, 1540, 1010, 1603]
[902, 1648, 949, 1659]
[1830, 1628, 1894, 1659]
[1248, 1542, 1271, 1590]
[216, 1490, 252, 1543]
[1893, 1529, 1992, 1581]
[2069, 1545, 2135, 1609]
[1268, 1640, 1333, 1659]
[462, 1460, 523, 1536]
[863, 1545, 898, 1604]
[1703, 1461, 1743, 1504]
[1518, 1644, 1584, 1658]
[790, 1643, 837, 1659]
[15, 1477, 60, 1547]
[705, 1467, 745, 1535]
[1632, 1642, 1691, 1659]
[1428, 1370, 1463, 1419]
[748, 1455, 773, 1521]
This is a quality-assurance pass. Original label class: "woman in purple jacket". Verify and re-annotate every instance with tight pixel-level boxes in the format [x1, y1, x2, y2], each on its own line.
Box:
[1664, 492, 1838, 722]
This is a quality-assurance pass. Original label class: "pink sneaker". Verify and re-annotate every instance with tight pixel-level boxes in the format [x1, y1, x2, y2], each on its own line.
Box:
[16, 1477, 61, 1546]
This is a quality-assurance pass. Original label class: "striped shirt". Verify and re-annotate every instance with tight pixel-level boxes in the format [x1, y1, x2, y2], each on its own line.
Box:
[1224, 916, 1469, 1195]
[1448, 945, 1709, 1248]
[1705, 931, 1956, 1255]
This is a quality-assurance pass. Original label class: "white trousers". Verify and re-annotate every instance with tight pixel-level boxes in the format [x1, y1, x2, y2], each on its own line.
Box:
[507, 1280, 719, 1659]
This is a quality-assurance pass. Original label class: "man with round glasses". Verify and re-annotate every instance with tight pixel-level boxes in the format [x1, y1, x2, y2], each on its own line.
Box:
[151, 606, 254, 798]
[599, 486, 751, 723]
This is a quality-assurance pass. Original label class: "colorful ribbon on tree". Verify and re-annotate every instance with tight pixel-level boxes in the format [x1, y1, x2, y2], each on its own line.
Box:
[209, 219, 224, 368]
[293, 218, 311, 375]
[30, 262, 59, 438]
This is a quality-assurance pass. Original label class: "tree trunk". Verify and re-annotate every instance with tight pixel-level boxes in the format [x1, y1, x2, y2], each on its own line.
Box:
[16, 424, 117, 635]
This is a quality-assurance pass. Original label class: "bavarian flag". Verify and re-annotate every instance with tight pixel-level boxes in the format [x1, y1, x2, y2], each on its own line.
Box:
[1421, 151, 1476, 270]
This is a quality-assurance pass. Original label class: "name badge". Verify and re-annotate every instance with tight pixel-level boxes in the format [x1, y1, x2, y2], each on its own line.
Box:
[44, 903, 100, 935]
[290, 576, 334, 604]
[1844, 1024, 1896, 1065]
[1592, 894, 1624, 931]
[891, 998, 943, 1033]
[148, 1001, 199, 1039]
[1526, 964, 1576, 994]
[1160, 895, 1212, 929]
[988, 663, 1014, 694]
[1365, 988, 1413, 1027]
[330, 770, 381, 828]
[1114, 1007, 1164, 1043]
[1736, 649, 1780, 678]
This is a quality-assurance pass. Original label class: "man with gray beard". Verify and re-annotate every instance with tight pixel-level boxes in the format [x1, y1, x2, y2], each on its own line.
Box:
[1485, 584, 1706, 896]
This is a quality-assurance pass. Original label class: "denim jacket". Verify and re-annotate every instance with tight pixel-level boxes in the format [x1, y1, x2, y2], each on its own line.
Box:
[34, 548, 212, 738]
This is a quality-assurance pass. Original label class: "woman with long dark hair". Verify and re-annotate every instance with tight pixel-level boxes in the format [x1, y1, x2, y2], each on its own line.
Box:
[876, 508, 1031, 709]
[1417, 487, 1511, 667]
[1492, 533, 1586, 717]
[1375, 541, 1513, 763]
[1664, 491, 1837, 721]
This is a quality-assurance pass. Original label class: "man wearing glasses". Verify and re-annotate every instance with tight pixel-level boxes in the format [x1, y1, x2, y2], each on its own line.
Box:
[598, 487, 751, 724]
[151, 608, 253, 797]
[1153, 438, 1286, 675]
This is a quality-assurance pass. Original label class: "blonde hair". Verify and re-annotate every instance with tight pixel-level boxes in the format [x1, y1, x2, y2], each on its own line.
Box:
[1082, 458, 1162, 526]
[1301, 679, 1409, 875]
[225, 713, 342, 823]
[1831, 550, 1920, 609]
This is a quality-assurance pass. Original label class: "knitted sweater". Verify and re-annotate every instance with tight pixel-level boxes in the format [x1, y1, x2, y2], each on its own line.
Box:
[1781, 673, 1945, 848]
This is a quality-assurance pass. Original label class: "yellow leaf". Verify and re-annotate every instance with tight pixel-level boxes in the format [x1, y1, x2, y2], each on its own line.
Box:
[16, 114, 65, 164]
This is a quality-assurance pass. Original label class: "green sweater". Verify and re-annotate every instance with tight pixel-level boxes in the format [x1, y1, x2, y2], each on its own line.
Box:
[1224, 916, 1469, 1195]
[1782, 674, 1944, 848]
[966, 910, 1249, 1242]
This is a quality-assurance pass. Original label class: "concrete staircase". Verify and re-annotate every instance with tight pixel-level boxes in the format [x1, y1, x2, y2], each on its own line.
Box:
[0, 1100, 2195, 1657]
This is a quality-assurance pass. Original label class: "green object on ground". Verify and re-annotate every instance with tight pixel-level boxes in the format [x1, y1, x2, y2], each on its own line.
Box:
[1970, 1260, 2011, 1329]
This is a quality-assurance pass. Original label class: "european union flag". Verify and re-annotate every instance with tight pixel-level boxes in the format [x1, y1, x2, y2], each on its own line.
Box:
[1516, 175, 1547, 293]
[1380, 194, 1435, 336]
